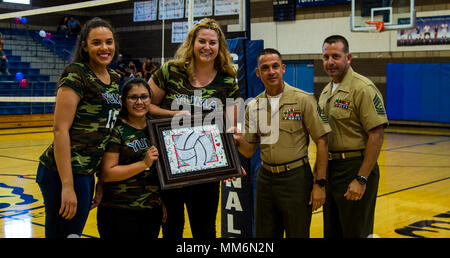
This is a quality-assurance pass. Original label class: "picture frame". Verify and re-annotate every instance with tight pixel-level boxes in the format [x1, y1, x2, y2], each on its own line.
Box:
[147, 113, 243, 190]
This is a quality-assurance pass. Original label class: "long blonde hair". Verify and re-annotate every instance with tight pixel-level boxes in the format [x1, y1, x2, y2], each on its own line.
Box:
[170, 18, 236, 81]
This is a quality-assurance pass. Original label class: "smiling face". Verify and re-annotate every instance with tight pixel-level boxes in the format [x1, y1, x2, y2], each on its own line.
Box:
[322, 41, 352, 83]
[82, 26, 115, 69]
[193, 28, 219, 66]
[256, 53, 286, 93]
[125, 84, 151, 120]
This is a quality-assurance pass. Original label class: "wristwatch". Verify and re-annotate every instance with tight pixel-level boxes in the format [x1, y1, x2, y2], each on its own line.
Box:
[314, 178, 327, 187]
[354, 175, 368, 185]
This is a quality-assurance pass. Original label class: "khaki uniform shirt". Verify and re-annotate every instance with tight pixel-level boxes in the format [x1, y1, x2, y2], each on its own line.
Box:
[318, 67, 388, 152]
[244, 83, 331, 164]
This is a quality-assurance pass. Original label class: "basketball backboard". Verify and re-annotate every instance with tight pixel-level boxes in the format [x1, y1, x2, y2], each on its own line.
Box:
[351, 0, 415, 32]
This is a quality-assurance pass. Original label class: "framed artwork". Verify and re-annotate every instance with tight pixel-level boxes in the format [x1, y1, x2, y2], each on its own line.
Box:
[147, 114, 242, 189]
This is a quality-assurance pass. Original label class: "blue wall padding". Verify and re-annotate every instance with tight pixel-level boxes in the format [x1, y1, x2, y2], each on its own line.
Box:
[386, 63, 450, 123]
[284, 63, 314, 93]
[439, 64, 450, 123]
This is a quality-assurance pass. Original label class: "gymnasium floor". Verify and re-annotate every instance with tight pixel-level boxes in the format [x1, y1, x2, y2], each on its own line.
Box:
[0, 126, 448, 238]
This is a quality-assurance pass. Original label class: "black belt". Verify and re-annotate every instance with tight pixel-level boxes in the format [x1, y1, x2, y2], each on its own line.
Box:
[261, 156, 309, 173]
[328, 150, 364, 160]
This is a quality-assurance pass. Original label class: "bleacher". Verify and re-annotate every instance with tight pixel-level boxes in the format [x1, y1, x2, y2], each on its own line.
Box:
[32, 31, 77, 61]
[0, 28, 75, 117]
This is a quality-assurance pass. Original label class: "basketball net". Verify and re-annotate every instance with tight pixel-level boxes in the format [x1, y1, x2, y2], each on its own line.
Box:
[365, 21, 385, 32]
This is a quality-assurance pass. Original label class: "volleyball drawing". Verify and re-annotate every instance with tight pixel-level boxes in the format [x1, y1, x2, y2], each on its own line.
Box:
[162, 124, 228, 175]
[173, 130, 217, 167]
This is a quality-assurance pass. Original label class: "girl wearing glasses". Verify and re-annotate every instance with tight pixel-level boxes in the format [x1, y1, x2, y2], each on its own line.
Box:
[97, 78, 165, 238]
[148, 18, 240, 238]
[36, 18, 121, 238]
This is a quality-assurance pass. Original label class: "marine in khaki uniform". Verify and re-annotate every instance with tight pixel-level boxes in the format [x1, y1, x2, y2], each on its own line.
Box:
[232, 48, 331, 238]
[318, 35, 388, 238]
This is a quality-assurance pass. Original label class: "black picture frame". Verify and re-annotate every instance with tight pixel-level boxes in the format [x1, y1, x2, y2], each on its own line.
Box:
[147, 114, 242, 190]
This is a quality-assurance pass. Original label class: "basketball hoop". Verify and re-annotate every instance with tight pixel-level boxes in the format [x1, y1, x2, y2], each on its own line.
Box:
[365, 21, 385, 32]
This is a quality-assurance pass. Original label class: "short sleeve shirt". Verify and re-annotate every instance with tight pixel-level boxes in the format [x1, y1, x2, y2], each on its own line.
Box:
[101, 119, 161, 210]
[39, 63, 122, 175]
[67, 19, 80, 29]
[318, 67, 388, 152]
[244, 83, 331, 165]
[151, 62, 240, 115]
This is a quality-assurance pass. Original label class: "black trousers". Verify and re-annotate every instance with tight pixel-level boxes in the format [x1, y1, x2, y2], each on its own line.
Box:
[323, 157, 380, 238]
[161, 181, 220, 239]
[97, 205, 162, 239]
[255, 164, 313, 238]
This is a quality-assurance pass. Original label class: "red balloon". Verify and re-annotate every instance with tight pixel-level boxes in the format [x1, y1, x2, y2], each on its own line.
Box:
[19, 79, 28, 87]
[45, 32, 52, 39]
[14, 17, 20, 24]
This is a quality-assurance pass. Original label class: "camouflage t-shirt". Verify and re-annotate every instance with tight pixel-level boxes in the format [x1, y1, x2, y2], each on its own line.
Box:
[151, 62, 240, 115]
[39, 63, 122, 175]
[101, 119, 161, 210]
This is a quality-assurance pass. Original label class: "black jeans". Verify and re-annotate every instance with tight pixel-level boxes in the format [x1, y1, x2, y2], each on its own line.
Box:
[97, 204, 162, 239]
[161, 181, 220, 239]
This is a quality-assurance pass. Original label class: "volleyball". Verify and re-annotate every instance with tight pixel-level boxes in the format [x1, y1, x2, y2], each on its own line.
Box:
[174, 131, 215, 167]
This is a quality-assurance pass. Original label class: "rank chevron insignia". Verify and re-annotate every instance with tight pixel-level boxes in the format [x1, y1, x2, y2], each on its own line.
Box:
[373, 94, 386, 115]
[317, 105, 329, 123]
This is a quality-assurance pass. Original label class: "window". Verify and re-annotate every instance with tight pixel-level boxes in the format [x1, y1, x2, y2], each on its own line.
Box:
[3, 0, 31, 4]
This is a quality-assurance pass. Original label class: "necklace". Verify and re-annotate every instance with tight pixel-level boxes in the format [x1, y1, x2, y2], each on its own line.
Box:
[87, 63, 110, 85]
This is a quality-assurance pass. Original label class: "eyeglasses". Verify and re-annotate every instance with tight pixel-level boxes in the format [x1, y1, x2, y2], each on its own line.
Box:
[126, 94, 150, 103]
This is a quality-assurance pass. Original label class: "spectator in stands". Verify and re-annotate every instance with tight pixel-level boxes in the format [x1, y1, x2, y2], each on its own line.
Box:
[142, 57, 157, 81]
[0, 33, 9, 75]
[57, 16, 69, 36]
[126, 60, 142, 78]
[67, 15, 82, 36]
[114, 53, 127, 80]
[36, 17, 121, 238]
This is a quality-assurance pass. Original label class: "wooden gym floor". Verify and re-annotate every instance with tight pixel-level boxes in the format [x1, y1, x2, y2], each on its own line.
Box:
[0, 125, 448, 238]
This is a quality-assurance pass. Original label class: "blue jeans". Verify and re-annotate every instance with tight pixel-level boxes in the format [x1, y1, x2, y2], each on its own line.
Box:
[36, 163, 95, 238]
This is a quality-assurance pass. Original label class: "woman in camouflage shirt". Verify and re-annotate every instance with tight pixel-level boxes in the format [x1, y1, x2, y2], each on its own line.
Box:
[97, 78, 164, 238]
[36, 18, 121, 238]
[148, 18, 240, 238]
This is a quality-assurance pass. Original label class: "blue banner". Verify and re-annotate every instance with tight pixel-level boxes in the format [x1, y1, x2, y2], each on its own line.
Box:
[297, 0, 350, 7]
[397, 15, 450, 46]
[221, 38, 263, 238]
